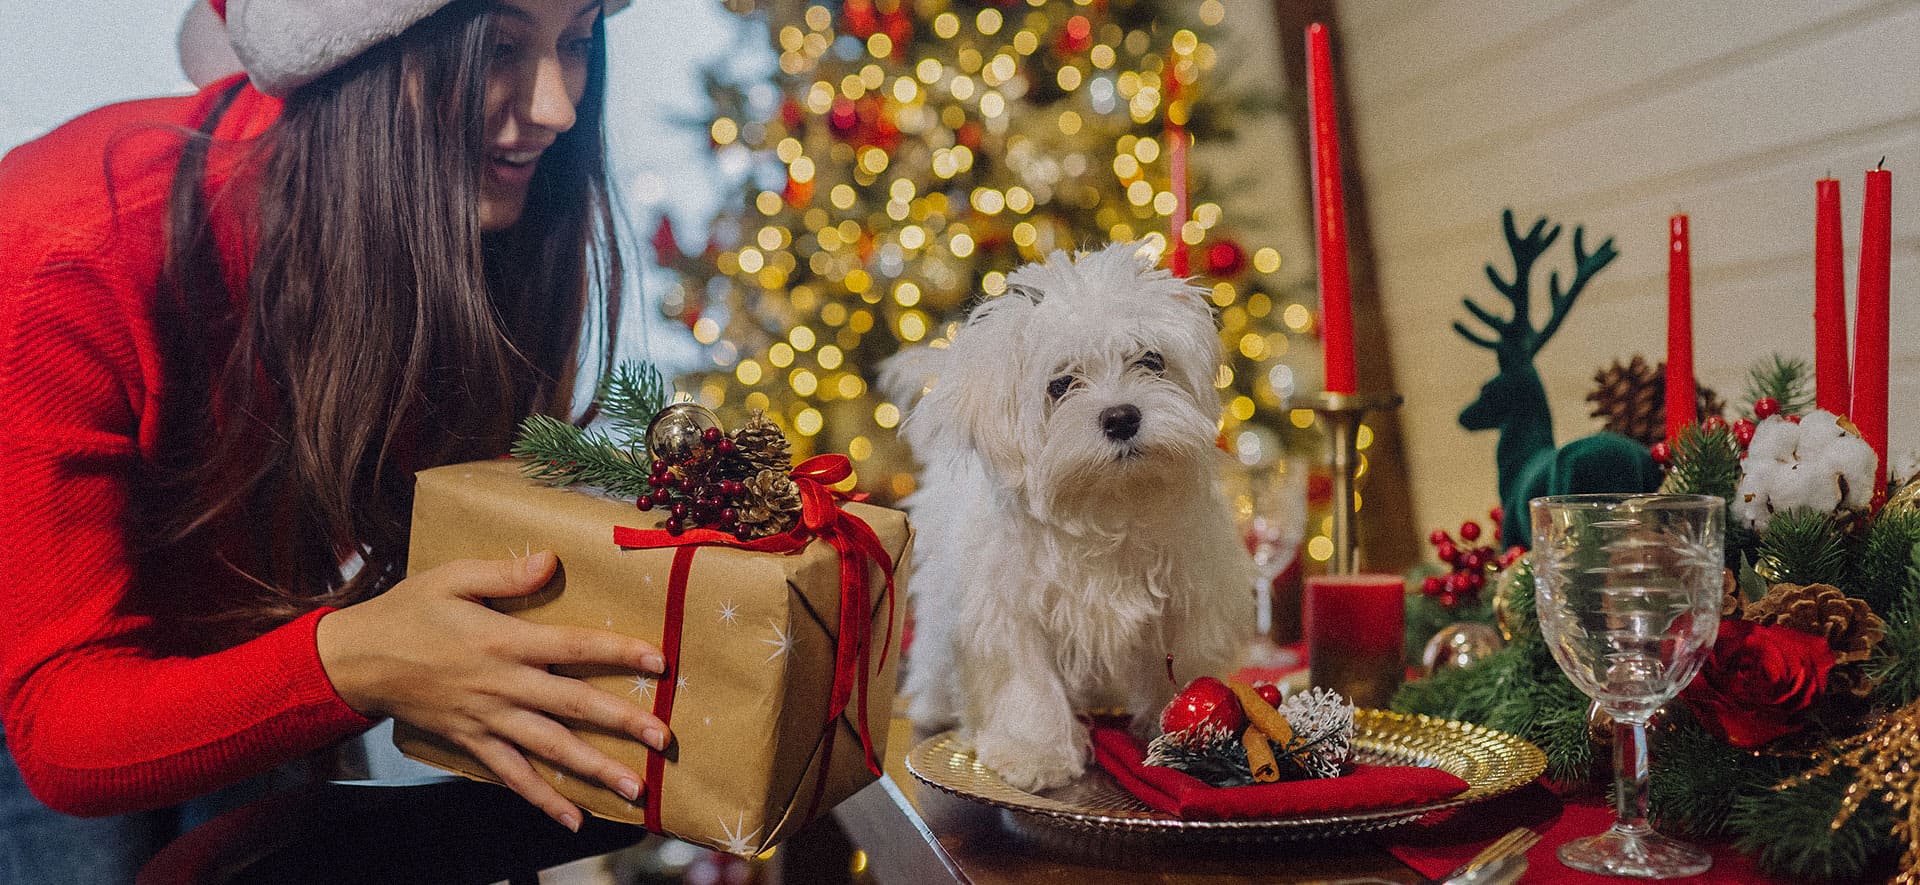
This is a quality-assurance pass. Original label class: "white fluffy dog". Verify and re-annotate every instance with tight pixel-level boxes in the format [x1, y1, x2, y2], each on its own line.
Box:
[884, 242, 1255, 792]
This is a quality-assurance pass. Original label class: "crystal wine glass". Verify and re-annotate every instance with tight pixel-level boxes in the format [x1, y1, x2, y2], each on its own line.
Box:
[1531, 493, 1724, 878]
[1222, 455, 1308, 669]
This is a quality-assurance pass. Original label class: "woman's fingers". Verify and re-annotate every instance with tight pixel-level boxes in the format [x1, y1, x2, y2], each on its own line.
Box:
[425, 552, 560, 600]
[520, 621, 666, 673]
[497, 709, 647, 803]
[513, 669, 672, 751]
[464, 735, 585, 831]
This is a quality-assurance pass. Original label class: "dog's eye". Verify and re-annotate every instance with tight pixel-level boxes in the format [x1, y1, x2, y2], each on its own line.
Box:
[1047, 375, 1079, 401]
[1133, 351, 1165, 375]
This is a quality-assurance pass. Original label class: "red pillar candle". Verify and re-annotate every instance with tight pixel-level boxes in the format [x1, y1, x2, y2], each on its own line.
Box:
[1665, 214, 1695, 440]
[1814, 178, 1850, 414]
[1305, 23, 1356, 394]
[1854, 164, 1891, 484]
[1306, 574, 1404, 709]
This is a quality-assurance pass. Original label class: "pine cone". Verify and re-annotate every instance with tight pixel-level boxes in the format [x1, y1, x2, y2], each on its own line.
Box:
[730, 410, 792, 477]
[1720, 568, 1743, 618]
[1588, 356, 1665, 445]
[1744, 582, 1885, 664]
[735, 468, 803, 539]
[1587, 355, 1727, 446]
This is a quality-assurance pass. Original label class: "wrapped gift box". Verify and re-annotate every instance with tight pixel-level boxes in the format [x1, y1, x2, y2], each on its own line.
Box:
[394, 458, 912, 856]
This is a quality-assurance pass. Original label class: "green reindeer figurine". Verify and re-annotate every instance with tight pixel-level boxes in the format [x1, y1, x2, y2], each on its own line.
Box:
[1455, 210, 1663, 548]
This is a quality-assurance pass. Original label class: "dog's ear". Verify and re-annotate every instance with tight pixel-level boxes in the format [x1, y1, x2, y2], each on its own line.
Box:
[899, 300, 1030, 482]
[1003, 284, 1044, 306]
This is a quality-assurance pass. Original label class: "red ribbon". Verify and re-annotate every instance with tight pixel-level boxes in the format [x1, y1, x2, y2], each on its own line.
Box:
[612, 454, 897, 832]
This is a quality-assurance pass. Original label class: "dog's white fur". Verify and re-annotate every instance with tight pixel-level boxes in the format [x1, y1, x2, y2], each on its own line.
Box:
[883, 243, 1255, 792]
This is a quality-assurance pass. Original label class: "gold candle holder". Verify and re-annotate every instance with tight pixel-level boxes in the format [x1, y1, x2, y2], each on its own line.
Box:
[1305, 391, 1403, 575]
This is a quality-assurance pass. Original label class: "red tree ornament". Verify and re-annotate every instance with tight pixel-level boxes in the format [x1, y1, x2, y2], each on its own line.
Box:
[842, 0, 879, 38]
[1205, 239, 1247, 277]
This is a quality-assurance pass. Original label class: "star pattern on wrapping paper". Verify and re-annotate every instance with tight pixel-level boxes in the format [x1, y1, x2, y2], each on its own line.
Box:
[717, 812, 762, 857]
[676, 674, 690, 692]
[761, 619, 793, 663]
[703, 715, 713, 726]
[718, 600, 739, 625]
[627, 675, 656, 703]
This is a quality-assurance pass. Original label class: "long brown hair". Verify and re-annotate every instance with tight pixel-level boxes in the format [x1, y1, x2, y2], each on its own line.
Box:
[153, 0, 623, 627]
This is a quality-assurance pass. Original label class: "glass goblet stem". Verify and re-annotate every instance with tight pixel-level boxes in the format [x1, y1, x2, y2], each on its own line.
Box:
[1612, 717, 1652, 837]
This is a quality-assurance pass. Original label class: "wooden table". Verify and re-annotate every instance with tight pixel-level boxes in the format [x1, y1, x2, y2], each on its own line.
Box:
[833, 719, 1425, 885]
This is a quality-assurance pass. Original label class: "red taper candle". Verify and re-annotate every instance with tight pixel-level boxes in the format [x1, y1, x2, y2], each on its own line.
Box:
[1853, 162, 1890, 485]
[1164, 54, 1190, 277]
[1666, 214, 1695, 440]
[1814, 178, 1850, 414]
[1306, 22, 1356, 394]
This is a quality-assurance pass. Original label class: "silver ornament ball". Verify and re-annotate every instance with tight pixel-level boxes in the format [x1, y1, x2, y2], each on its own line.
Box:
[646, 402, 723, 466]
[1420, 622, 1505, 676]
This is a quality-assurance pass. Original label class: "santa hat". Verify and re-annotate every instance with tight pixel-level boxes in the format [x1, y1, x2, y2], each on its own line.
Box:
[178, 0, 630, 96]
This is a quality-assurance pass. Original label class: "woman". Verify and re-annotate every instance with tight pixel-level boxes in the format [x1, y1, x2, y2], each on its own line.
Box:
[0, 0, 665, 878]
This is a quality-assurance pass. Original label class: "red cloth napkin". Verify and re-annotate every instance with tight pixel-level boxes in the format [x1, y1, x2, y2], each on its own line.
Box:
[1089, 726, 1470, 821]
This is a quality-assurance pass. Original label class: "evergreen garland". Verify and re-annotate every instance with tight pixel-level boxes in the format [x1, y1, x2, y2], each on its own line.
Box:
[1729, 771, 1895, 881]
[1856, 510, 1920, 613]
[1647, 711, 1768, 836]
[1754, 509, 1850, 588]
[1868, 543, 1920, 707]
[1661, 422, 1742, 503]
[1742, 354, 1814, 418]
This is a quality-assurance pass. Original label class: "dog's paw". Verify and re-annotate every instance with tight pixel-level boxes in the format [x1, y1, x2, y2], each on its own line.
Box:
[975, 735, 1087, 792]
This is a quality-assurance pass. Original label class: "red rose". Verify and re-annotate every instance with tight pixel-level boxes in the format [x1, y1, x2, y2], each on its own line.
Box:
[1680, 619, 1834, 747]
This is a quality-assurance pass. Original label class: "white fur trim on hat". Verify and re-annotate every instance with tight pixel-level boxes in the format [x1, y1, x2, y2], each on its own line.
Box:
[215, 0, 629, 97]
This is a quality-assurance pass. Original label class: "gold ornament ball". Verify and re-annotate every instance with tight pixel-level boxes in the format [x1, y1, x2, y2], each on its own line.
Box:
[1420, 622, 1505, 676]
[1887, 472, 1920, 515]
[646, 402, 723, 466]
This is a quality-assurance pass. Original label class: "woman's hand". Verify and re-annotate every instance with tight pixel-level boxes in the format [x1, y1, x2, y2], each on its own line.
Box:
[316, 551, 669, 831]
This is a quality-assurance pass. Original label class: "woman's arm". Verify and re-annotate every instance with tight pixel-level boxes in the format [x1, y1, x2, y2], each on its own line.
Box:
[0, 259, 375, 816]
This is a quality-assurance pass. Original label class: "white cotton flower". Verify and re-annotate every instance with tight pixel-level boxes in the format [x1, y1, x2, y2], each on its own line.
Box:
[1733, 411, 1880, 533]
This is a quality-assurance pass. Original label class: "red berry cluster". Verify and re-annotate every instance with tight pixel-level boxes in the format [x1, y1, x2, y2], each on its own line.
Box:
[637, 427, 748, 535]
[1650, 397, 1785, 466]
[1420, 510, 1522, 608]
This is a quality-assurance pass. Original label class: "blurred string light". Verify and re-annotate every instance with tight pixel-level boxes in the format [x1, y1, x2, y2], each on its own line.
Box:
[661, 0, 1325, 496]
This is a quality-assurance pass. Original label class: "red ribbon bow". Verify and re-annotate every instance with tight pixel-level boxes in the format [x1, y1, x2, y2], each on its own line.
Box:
[612, 454, 896, 832]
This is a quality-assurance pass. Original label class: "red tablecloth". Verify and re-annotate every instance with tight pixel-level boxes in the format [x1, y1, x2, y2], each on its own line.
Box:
[1383, 784, 1778, 883]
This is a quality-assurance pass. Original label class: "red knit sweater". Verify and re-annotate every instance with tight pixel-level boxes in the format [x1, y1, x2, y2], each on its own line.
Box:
[0, 76, 372, 817]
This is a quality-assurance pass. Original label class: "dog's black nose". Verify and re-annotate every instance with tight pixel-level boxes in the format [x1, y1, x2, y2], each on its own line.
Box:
[1100, 404, 1141, 441]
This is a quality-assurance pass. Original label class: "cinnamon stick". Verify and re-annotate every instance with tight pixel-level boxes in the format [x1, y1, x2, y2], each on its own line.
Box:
[1227, 679, 1295, 746]
[1241, 725, 1279, 783]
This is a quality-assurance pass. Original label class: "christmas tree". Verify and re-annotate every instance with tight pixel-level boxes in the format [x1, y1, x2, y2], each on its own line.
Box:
[652, 0, 1319, 501]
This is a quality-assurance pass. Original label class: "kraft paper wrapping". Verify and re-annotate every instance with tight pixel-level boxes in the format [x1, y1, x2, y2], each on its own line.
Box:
[393, 459, 912, 856]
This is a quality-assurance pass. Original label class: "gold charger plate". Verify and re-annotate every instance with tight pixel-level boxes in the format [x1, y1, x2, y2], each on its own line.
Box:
[904, 709, 1546, 844]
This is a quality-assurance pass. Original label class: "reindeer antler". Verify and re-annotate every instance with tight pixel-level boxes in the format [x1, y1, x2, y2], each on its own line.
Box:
[1453, 209, 1618, 369]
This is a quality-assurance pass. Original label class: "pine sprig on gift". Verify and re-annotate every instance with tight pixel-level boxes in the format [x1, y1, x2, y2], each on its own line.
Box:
[1755, 508, 1850, 588]
[1660, 421, 1741, 503]
[1743, 354, 1814, 418]
[1729, 770, 1896, 881]
[1855, 510, 1920, 614]
[512, 414, 655, 498]
[598, 361, 672, 438]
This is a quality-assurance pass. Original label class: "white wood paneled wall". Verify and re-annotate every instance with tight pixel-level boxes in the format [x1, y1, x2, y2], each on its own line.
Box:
[1333, 0, 1920, 539]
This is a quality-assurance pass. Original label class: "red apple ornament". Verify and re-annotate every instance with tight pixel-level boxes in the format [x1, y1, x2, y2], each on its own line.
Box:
[1160, 676, 1245, 742]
